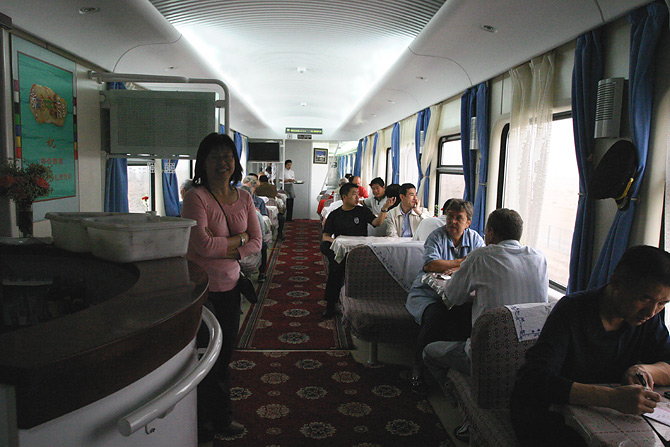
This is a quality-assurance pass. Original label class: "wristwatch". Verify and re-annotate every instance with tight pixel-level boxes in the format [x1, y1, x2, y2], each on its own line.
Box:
[240, 234, 246, 246]
[380, 209, 389, 213]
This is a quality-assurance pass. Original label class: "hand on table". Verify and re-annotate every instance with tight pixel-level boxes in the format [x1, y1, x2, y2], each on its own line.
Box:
[610, 385, 660, 415]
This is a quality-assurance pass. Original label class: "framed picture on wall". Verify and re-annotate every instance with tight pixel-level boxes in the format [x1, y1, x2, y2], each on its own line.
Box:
[313, 148, 328, 164]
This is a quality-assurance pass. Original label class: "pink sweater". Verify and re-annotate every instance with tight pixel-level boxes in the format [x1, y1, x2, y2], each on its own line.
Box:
[182, 186, 262, 292]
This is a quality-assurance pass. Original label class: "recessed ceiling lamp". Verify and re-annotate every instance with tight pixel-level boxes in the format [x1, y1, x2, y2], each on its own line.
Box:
[387, 99, 395, 104]
[165, 66, 178, 71]
[300, 102, 307, 107]
[480, 25, 497, 33]
[416, 76, 426, 81]
[297, 67, 307, 74]
[370, 113, 377, 117]
[79, 7, 100, 14]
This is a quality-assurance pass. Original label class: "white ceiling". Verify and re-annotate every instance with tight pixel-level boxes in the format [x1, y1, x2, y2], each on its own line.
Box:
[1, 0, 652, 141]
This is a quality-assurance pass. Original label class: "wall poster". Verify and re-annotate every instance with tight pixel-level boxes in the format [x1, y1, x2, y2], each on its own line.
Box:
[11, 36, 78, 219]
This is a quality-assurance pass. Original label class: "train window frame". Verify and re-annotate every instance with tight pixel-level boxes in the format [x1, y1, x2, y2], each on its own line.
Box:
[127, 159, 156, 213]
[498, 112, 577, 292]
[435, 134, 464, 211]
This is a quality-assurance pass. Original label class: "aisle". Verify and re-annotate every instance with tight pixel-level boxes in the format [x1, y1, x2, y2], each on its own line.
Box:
[237, 219, 350, 350]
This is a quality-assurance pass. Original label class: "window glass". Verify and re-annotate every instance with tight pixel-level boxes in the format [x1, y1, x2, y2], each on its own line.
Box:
[535, 118, 579, 287]
[174, 159, 193, 202]
[501, 117, 578, 287]
[440, 139, 462, 166]
[385, 148, 393, 185]
[127, 161, 153, 213]
[436, 173, 466, 213]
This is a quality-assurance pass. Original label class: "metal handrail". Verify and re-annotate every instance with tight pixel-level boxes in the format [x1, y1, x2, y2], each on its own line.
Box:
[117, 307, 222, 437]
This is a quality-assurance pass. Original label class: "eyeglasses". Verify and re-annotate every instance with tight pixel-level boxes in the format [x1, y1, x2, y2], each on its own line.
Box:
[446, 214, 468, 223]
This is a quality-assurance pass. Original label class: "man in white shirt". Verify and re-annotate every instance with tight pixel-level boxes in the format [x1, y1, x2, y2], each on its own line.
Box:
[383, 183, 431, 237]
[423, 208, 548, 378]
[282, 159, 296, 221]
[363, 177, 387, 215]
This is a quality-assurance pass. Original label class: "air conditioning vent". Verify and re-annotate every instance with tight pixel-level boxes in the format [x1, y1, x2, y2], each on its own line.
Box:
[594, 78, 624, 139]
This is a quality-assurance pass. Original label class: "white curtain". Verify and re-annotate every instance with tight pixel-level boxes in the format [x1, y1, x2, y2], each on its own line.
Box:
[418, 104, 443, 214]
[241, 135, 249, 175]
[399, 115, 419, 185]
[373, 130, 387, 180]
[505, 53, 555, 246]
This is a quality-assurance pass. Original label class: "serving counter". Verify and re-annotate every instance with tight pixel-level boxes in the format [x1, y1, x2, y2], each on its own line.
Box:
[0, 242, 209, 444]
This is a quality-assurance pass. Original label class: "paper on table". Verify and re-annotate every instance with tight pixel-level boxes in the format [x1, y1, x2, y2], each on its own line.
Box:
[646, 403, 670, 427]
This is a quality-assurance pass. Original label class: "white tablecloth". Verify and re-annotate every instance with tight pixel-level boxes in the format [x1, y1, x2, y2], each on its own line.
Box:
[266, 205, 279, 228]
[331, 236, 410, 263]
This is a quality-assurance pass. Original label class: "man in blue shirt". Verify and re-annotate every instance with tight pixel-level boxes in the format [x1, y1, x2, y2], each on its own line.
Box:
[405, 199, 485, 392]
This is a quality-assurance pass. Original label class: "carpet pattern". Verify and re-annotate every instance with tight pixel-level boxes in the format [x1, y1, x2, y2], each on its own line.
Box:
[237, 220, 351, 350]
[215, 351, 451, 446]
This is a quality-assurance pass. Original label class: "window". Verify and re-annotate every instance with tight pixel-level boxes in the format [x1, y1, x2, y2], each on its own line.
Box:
[500, 114, 579, 288]
[127, 160, 155, 213]
[435, 135, 464, 214]
[174, 159, 193, 202]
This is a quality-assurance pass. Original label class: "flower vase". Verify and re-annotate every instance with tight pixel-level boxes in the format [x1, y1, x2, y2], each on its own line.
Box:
[17, 204, 33, 238]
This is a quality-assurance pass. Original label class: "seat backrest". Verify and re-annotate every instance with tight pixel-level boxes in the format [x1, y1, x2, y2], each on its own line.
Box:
[470, 303, 552, 409]
[344, 245, 407, 300]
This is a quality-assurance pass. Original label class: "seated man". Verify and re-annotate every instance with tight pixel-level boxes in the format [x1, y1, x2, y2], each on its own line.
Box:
[363, 177, 387, 236]
[412, 198, 454, 242]
[351, 175, 369, 199]
[320, 182, 396, 319]
[241, 177, 269, 281]
[405, 199, 485, 391]
[510, 245, 670, 447]
[256, 174, 284, 239]
[423, 208, 548, 378]
[384, 183, 431, 237]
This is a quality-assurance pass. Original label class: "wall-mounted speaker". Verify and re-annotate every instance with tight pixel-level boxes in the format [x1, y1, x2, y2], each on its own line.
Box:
[594, 77, 624, 139]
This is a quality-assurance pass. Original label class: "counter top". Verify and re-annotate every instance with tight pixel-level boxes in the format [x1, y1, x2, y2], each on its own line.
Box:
[0, 243, 208, 429]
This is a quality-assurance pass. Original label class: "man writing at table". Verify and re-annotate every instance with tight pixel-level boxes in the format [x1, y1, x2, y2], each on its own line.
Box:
[511, 245, 670, 447]
[320, 182, 395, 319]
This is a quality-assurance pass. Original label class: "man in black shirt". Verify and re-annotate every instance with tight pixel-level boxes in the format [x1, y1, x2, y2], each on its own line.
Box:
[511, 245, 670, 446]
[320, 182, 396, 319]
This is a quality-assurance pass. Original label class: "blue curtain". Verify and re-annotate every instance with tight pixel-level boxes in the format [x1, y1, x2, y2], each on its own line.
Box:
[588, 3, 668, 289]
[353, 139, 363, 177]
[415, 108, 431, 204]
[219, 124, 225, 134]
[471, 82, 490, 234]
[162, 159, 180, 216]
[372, 132, 378, 176]
[234, 131, 243, 159]
[460, 89, 477, 202]
[391, 123, 400, 184]
[104, 158, 129, 212]
[104, 82, 129, 212]
[567, 31, 603, 293]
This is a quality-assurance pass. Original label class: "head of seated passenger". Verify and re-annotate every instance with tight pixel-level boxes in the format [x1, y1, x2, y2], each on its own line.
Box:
[259, 175, 269, 183]
[606, 245, 670, 326]
[484, 208, 523, 245]
[441, 198, 455, 215]
[397, 183, 418, 212]
[444, 199, 474, 241]
[180, 179, 195, 200]
[338, 182, 360, 208]
[242, 175, 258, 192]
[369, 177, 385, 199]
[384, 184, 401, 210]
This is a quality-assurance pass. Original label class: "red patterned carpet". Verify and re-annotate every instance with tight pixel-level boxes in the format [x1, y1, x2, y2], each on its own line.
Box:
[237, 219, 351, 350]
[214, 351, 449, 446]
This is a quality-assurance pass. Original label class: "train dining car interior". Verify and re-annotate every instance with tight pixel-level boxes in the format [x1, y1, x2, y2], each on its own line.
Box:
[1, 0, 670, 446]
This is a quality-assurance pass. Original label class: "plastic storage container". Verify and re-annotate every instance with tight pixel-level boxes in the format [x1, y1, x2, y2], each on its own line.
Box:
[83, 215, 196, 263]
[45, 212, 145, 253]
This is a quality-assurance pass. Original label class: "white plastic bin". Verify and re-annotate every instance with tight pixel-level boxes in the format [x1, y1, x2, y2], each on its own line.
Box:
[45, 212, 144, 253]
[83, 215, 196, 263]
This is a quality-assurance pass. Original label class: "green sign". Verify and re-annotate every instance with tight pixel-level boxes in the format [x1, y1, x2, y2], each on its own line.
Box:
[285, 127, 323, 135]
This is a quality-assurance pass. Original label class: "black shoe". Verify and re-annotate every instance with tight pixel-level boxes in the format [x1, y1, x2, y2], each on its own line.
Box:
[453, 421, 470, 442]
[411, 376, 428, 396]
[322, 304, 338, 319]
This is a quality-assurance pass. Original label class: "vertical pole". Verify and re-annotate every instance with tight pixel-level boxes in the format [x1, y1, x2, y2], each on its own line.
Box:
[0, 18, 17, 236]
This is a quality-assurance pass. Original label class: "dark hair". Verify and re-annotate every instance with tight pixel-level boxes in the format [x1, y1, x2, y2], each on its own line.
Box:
[345, 173, 353, 180]
[610, 245, 670, 290]
[369, 177, 385, 188]
[285, 159, 292, 166]
[399, 183, 416, 197]
[259, 175, 269, 183]
[249, 173, 258, 179]
[340, 182, 358, 197]
[485, 208, 523, 241]
[266, 165, 272, 174]
[441, 198, 455, 215]
[193, 133, 243, 188]
[385, 183, 401, 210]
[446, 199, 474, 221]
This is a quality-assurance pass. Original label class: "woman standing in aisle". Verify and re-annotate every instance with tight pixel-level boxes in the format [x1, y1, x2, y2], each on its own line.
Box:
[182, 132, 262, 441]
